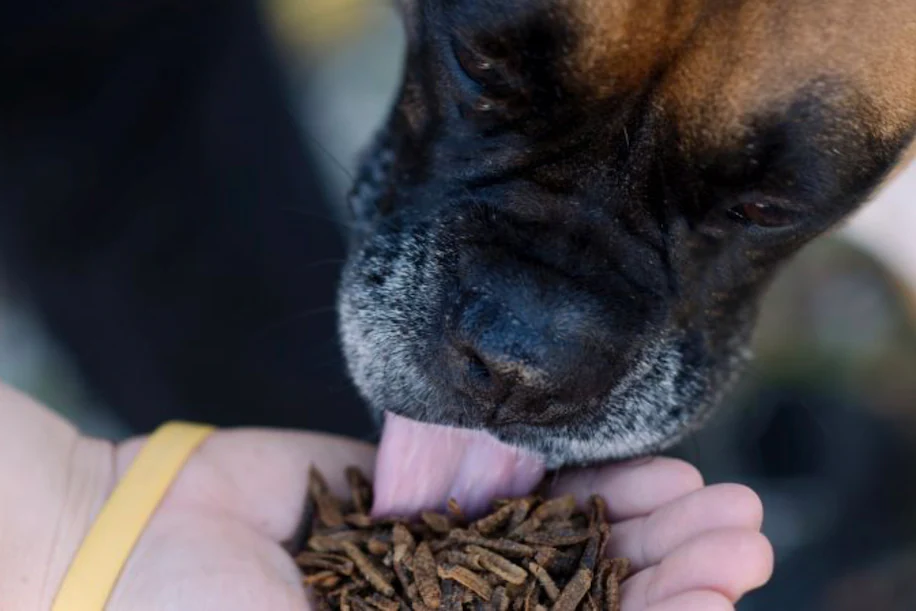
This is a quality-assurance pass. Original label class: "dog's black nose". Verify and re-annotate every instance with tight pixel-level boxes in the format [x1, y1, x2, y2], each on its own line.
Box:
[444, 280, 617, 424]
[453, 329, 551, 410]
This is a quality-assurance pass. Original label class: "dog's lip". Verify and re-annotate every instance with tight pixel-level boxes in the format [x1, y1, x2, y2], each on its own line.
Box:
[371, 412, 546, 518]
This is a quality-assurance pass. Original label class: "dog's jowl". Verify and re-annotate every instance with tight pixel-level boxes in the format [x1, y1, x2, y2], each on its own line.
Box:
[338, 0, 916, 468]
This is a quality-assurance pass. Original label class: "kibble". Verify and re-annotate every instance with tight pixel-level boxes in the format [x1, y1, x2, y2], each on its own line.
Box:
[297, 467, 631, 611]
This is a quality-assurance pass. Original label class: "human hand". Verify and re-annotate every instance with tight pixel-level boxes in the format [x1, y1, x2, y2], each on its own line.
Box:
[544, 460, 773, 611]
[372, 414, 774, 611]
[1, 385, 772, 611]
[1, 381, 374, 611]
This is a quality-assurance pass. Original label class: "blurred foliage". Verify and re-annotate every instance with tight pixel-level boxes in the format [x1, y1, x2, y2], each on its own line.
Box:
[264, 0, 384, 53]
[753, 236, 916, 437]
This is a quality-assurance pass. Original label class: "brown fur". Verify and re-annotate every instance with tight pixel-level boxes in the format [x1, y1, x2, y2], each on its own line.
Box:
[568, 0, 916, 152]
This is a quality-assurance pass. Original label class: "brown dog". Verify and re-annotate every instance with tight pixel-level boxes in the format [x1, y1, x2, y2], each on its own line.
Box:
[338, 0, 916, 468]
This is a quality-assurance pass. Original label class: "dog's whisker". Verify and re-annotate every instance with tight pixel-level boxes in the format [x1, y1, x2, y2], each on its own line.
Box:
[300, 129, 356, 182]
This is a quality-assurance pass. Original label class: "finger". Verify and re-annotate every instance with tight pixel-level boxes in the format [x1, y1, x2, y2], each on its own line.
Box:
[546, 457, 704, 521]
[639, 590, 734, 611]
[620, 529, 773, 606]
[117, 429, 376, 544]
[609, 484, 764, 570]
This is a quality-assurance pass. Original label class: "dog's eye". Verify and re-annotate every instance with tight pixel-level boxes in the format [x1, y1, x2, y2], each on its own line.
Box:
[726, 201, 797, 228]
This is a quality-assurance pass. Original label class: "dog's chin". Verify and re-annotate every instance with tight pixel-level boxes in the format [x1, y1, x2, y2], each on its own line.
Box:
[374, 395, 714, 470]
[486, 409, 711, 469]
[353, 336, 749, 469]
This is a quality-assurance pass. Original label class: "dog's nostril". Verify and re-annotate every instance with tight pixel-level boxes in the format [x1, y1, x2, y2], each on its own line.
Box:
[443, 286, 617, 422]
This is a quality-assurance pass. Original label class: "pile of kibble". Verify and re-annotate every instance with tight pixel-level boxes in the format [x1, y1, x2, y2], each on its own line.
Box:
[296, 467, 630, 611]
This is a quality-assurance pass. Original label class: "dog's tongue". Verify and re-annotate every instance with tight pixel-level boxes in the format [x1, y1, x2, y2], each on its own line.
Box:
[372, 413, 546, 518]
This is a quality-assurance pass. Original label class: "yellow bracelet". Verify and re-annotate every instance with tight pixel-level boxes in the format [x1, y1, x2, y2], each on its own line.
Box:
[51, 421, 215, 611]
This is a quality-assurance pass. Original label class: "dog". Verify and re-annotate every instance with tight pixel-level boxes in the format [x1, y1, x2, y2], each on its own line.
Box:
[337, 0, 916, 469]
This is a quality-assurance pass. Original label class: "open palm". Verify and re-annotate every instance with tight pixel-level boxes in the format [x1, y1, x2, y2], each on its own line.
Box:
[3, 384, 772, 611]
[106, 435, 772, 610]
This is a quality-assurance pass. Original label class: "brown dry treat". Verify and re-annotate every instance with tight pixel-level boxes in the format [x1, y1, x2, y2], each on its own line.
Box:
[439, 564, 494, 601]
[596, 525, 611, 564]
[485, 573, 505, 587]
[605, 558, 630, 611]
[315, 574, 342, 589]
[330, 577, 370, 596]
[299, 467, 630, 611]
[527, 562, 560, 601]
[522, 580, 540, 611]
[441, 580, 464, 611]
[346, 513, 376, 528]
[553, 568, 593, 611]
[368, 537, 392, 556]
[346, 467, 374, 515]
[603, 572, 621, 611]
[542, 548, 580, 576]
[609, 558, 630, 581]
[447, 498, 466, 522]
[532, 547, 557, 567]
[578, 531, 602, 571]
[587, 496, 608, 529]
[470, 501, 518, 535]
[421, 512, 453, 534]
[405, 583, 420, 604]
[438, 550, 485, 571]
[309, 466, 346, 529]
[507, 498, 537, 532]
[467, 545, 528, 585]
[449, 531, 537, 557]
[341, 541, 396, 597]
[296, 551, 355, 575]
[309, 531, 372, 552]
[392, 560, 414, 601]
[331, 582, 366, 600]
[349, 596, 375, 611]
[590, 559, 611, 610]
[414, 541, 443, 609]
[392, 524, 416, 564]
[491, 586, 510, 611]
[508, 514, 542, 538]
[539, 518, 589, 535]
[520, 528, 594, 547]
[532, 495, 577, 523]
[304, 570, 344, 588]
[365, 593, 401, 611]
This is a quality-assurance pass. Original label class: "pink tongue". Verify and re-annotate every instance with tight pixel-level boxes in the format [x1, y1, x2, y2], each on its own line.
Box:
[372, 413, 546, 518]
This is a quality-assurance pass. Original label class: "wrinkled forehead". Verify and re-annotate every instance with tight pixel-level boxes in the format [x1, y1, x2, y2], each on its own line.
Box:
[406, 0, 916, 149]
[569, 0, 916, 148]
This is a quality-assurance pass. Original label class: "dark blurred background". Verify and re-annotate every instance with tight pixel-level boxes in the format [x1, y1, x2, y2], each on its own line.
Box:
[2, 1, 916, 609]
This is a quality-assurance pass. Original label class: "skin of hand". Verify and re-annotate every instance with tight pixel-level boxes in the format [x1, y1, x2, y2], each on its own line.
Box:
[0, 381, 773, 611]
